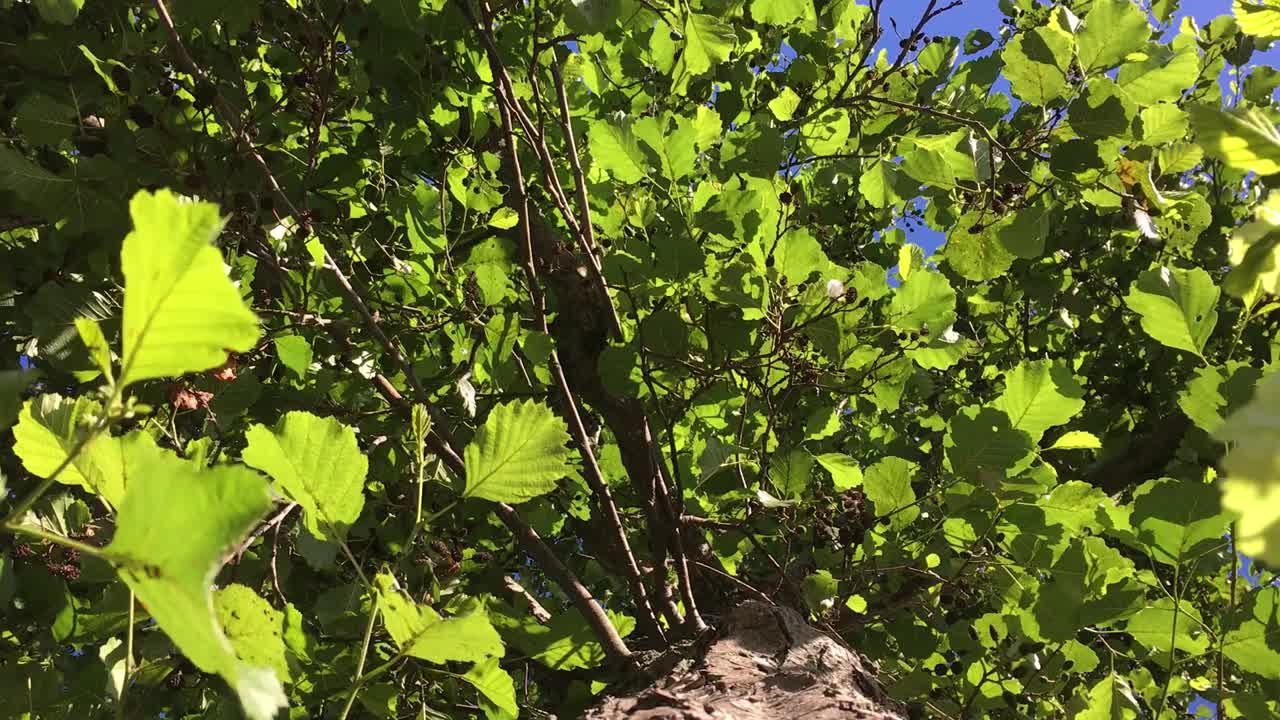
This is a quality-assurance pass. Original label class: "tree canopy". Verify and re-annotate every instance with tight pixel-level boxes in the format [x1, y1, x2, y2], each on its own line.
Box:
[2, 0, 1280, 718]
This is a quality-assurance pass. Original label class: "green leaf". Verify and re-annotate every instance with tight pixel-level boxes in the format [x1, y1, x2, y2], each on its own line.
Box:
[751, 0, 814, 27]
[767, 87, 802, 121]
[944, 406, 1036, 483]
[1126, 598, 1210, 655]
[1069, 78, 1136, 138]
[995, 201, 1052, 259]
[1046, 431, 1102, 451]
[1188, 104, 1280, 175]
[273, 335, 312, 379]
[863, 456, 918, 530]
[801, 569, 838, 612]
[463, 400, 572, 503]
[374, 574, 504, 663]
[215, 584, 292, 683]
[991, 361, 1086, 444]
[1039, 482, 1112, 534]
[800, 109, 851, 156]
[1139, 104, 1189, 146]
[1236, 0, 1280, 38]
[1178, 365, 1227, 433]
[491, 604, 635, 670]
[0, 370, 37, 430]
[106, 449, 283, 720]
[15, 93, 76, 147]
[901, 131, 977, 189]
[1214, 373, 1280, 565]
[74, 317, 113, 381]
[1225, 193, 1280, 296]
[588, 119, 647, 184]
[1222, 587, 1280, 679]
[488, 207, 519, 230]
[242, 412, 369, 543]
[463, 657, 518, 720]
[889, 271, 956, 332]
[1116, 40, 1201, 105]
[119, 189, 260, 388]
[768, 448, 813, 499]
[945, 215, 1016, 282]
[11, 395, 164, 508]
[465, 238, 515, 306]
[1077, 0, 1151, 72]
[773, 229, 828, 285]
[1077, 673, 1141, 720]
[965, 29, 995, 54]
[814, 453, 863, 490]
[1157, 141, 1204, 174]
[1130, 478, 1230, 567]
[681, 13, 736, 77]
[33, 0, 84, 24]
[859, 160, 917, 209]
[1123, 265, 1219, 357]
[634, 115, 698, 181]
[1033, 537, 1137, 641]
[1002, 24, 1073, 106]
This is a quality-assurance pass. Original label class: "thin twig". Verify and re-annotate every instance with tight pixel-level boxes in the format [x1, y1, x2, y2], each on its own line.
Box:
[338, 592, 380, 720]
[150, 0, 461, 460]
[461, 0, 661, 644]
[495, 502, 633, 664]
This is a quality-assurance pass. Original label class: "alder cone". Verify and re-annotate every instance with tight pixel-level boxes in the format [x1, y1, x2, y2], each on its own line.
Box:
[586, 601, 904, 720]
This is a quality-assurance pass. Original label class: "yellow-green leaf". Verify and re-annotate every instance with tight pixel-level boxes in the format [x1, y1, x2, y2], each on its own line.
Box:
[374, 573, 504, 663]
[242, 411, 368, 543]
[463, 400, 572, 503]
[106, 449, 282, 720]
[119, 189, 260, 388]
[1214, 373, 1280, 565]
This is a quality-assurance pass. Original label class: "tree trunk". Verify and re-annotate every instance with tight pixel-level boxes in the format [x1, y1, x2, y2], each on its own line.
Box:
[586, 601, 905, 720]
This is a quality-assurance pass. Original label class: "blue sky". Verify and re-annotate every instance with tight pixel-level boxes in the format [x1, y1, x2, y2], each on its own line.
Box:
[871, 0, 1280, 257]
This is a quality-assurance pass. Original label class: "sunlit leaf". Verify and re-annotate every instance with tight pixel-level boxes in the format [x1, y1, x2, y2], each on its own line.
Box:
[242, 411, 368, 543]
[681, 13, 735, 76]
[463, 400, 572, 503]
[119, 190, 260, 388]
[1123, 265, 1219, 357]
[1188, 103, 1280, 175]
[106, 448, 282, 720]
[1214, 373, 1280, 565]
[374, 573, 504, 664]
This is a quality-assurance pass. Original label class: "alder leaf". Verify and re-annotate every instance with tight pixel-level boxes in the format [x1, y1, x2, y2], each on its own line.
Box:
[463, 400, 572, 503]
[215, 584, 292, 683]
[1123, 265, 1219, 358]
[105, 449, 282, 720]
[242, 411, 369, 544]
[0, 370, 37, 431]
[374, 573, 504, 663]
[11, 395, 165, 508]
[1214, 373, 1280, 565]
[119, 189, 260, 388]
[463, 657, 519, 720]
[991, 360, 1086, 444]
[588, 119, 647, 184]
[814, 453, 864, 490]
[1188, 103, 1280, 175]
[681, 13, 736, 77]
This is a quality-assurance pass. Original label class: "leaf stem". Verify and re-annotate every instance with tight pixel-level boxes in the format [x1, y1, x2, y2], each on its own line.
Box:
[338, 592, 380, 720]
[3, 522, 109, 559]
[117, 590, 135, 720]
[2, 418, 106, 526]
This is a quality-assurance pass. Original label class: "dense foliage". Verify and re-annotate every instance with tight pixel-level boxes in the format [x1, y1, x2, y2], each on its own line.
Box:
[2, 0, 1280, 718]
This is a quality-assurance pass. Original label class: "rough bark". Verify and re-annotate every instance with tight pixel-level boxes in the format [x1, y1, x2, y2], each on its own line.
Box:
[586, 601, 905, 720]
